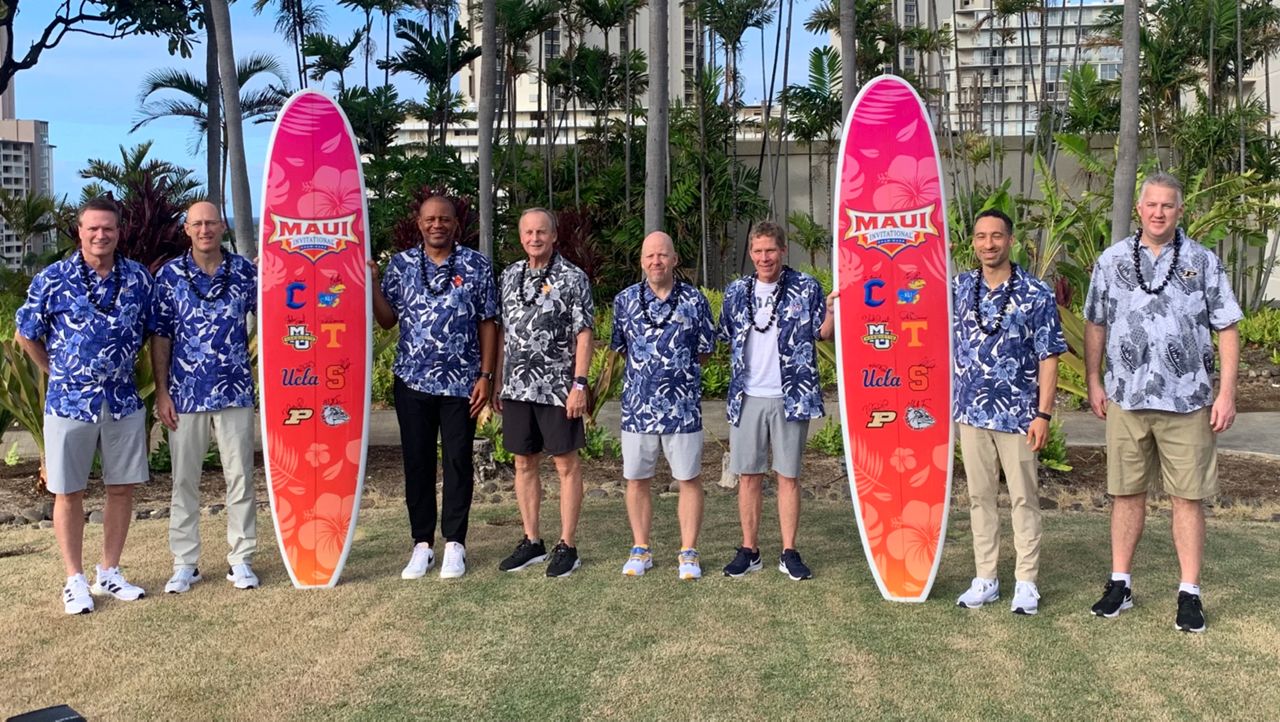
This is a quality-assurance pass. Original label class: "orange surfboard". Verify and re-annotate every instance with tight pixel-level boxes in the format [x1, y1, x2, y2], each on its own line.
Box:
[257, 90, 372, 588]
[832, 75, 954, 602]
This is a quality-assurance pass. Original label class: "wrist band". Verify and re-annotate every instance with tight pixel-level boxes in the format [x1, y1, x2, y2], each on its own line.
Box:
[1035, 411, 1052, 421]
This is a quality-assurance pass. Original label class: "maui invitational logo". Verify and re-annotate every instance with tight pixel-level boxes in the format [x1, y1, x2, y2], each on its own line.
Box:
[843, 206, 938, 258]
[267, 214, 361, 262]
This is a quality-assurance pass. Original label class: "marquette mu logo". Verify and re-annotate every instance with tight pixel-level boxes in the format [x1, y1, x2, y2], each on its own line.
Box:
[844, 205, 938, 258]
[268, 214, 360, 262]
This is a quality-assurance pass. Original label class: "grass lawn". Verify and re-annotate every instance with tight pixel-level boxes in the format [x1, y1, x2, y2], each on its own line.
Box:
[1, 495, 1277, 721]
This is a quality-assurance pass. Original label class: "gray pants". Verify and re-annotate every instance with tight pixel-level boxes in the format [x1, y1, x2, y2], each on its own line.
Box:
[168, 406, 257, 568]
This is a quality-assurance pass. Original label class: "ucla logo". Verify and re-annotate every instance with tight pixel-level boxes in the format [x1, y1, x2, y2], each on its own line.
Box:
[861, 367, 902, 388]
[862, 323, 898, 350]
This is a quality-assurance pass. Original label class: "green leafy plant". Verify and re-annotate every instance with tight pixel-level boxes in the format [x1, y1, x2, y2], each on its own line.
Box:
[475, 414, 514, 466]
[1239, 307, 1280, 350]
[4, 441, 19, 467]
[580, 424, 621, 460]
[1038, 419, 1072, 472]
[807, 417, 844, 457]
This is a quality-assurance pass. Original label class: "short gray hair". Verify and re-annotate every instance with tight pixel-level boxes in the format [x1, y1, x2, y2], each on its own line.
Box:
[1139, 172, 1183, 207]
[519, 207, 557, 233]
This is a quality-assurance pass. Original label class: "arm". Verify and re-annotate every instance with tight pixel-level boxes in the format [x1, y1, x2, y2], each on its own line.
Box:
[150, 336, 179, 430]
[14, 330, 50, 375]
[1084, 320, 1107, 420]
[1210, 325, 1239, 433]
[818, 289, 838, 341]
[566, 327, 593, 419]
[470, 318, 498, 418]
[368, 260, 397, 329]
[1027, 355, 1059, 451]
[492, 326, 505, 413]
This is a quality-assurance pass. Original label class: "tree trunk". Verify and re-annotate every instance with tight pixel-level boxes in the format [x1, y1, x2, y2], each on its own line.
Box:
[840, 0, 855, 116]
[204, 0, 222, 211]
[479, 0, 497, 258]
[644, 0, 669, 234]
[1110, 0, 1141, 244]
[209, 0, 255, 257]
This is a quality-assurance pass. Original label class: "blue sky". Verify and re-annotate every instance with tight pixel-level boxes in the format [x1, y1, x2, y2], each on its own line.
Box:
[10, 2, 823, 205]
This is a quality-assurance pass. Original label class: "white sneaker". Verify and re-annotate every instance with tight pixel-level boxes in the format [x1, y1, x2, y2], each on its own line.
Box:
[956, 577, 1000, 609]
[165, 567, 202, 594]
[621, 546, 653, 576]
[1011, 581, 1041, 616]
[401, 542, 434, 579]
[226, 563, 259, 590]
[63, 573, 94, 615]
[678, 549, 702, 580]
[91, 565, 146, 601]
[440, 541, 466, 579]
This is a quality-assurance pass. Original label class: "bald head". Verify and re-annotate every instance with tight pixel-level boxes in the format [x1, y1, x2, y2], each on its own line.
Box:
[640, 231, 678, 291]
[185, 200, 226, 255]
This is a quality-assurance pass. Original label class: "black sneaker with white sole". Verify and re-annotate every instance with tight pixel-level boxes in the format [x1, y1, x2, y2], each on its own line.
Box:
[722, 546, 762, 577]
[545, 541, 581, 578]
[778, 548, 813, 581]
[1175, 591, 1206, 633]
[498, 536, 548, 572]
[1090, 579, 1133, 618]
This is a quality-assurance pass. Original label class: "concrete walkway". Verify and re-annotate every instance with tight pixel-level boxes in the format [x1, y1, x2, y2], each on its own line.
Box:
[3, 405, 1277, 460]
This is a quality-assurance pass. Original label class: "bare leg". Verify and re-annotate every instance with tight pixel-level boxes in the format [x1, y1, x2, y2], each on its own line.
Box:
[1110, 493, 1147, 574]
[54, 492, 85, 577]
[101, 484, 135, 569]
[777, 473, 800, 549]
[513, 453, 542, 541]
[677, 477, 704, 549]
[1171, 496, 1205, 586]
[738, 473, 764, 549]
[625, 478, 652, 547]
[552, 451, 583, 546]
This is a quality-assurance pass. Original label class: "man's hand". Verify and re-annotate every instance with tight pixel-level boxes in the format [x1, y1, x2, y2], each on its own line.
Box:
[1210, 392, 1236, 433]
[156, 392, 179, 431]
[469, 378, 490, 418]
[366, 258, 381, 283]
[1026, 417, 1049, 452]
[566, 387, 587, 419]
[1087, 380, 1108, 420]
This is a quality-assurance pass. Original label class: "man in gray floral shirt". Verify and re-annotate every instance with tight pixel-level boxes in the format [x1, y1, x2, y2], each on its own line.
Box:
[1083, 172, 1242, 633]
[494, 208, 595, 577]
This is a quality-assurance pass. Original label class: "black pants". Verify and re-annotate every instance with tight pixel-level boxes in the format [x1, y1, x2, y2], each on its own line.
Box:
[393, 377, 476, 545]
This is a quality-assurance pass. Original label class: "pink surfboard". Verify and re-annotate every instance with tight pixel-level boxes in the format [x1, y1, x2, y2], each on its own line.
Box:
[832, 75, 954, 602]
[257, 90, 372, 588]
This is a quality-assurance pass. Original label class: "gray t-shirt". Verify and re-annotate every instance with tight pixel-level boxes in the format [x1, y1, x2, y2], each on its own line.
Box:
[1083, 232, 1242, 412]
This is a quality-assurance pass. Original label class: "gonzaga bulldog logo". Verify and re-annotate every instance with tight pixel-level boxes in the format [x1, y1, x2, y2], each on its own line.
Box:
[844, 205, 938, 258]
[268, 213, 361, 262]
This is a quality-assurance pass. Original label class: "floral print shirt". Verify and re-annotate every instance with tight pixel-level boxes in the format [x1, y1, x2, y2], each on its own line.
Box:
[498, 254, 594, 407]
[952, 266, 1067, 434]
[611, 281, 716, 434]
[15, 255, 153, 422]
[382, 244, 498, 398]
[1084, 232, 1243, 412]
[718, 266, 827, 426]
[153, 251, 257, 413]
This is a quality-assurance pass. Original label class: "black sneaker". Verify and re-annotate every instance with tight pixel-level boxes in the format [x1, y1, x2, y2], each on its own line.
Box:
[1090, 579, 1134, 618]
[545, 540, 581, 578]
[1175, 591, 1206, 633]
[778, 548, 814, 580]
[722, 546, 762, 577]
[498, 536, 547, 572]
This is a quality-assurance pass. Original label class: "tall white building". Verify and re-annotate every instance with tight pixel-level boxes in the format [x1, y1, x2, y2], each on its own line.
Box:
[950, 0, 1122, 136]
[0, 80, 55, 269]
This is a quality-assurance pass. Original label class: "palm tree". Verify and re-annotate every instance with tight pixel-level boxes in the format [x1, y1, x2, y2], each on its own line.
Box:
[379, 19, 481, 144]
[1110, 0, 1140, 243]
[380, 0, 407, 86]
[302, 30, 364, 92]
[337, 85, 407, 159]
[338, 0, 383, 88]
[210, 0, 258, 257]
[0, 189, 58, 270]
[782, 46, 841, 222]
[202, 0, 221, 209]
[252, 0, 328, 89]
[696, 0, 775, 108]
[479, 0, 497, 258]
[644, 0, 668, 233]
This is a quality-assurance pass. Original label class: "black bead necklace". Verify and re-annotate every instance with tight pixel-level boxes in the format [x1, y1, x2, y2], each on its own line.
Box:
[182, 249, 232, 302]
[1132, 226, 1182, 295]
[972, 264, 1018, 336]
[78, 254, 121, 314]
[419, 244, 457, 297]
[747, 268, 787, 333]
[641, 281, 680, 329]
[518, 253, 557, 306]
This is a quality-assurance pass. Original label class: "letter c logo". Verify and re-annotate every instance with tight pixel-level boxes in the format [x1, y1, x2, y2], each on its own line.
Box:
[286, 282, 306, 309]
[864, 279, 885, 307]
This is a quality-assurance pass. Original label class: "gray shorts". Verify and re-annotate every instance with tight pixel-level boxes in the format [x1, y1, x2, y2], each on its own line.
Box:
[729, 395, 809, 478]
[621, 430, 704, 481]
[44, 405, 150, 494]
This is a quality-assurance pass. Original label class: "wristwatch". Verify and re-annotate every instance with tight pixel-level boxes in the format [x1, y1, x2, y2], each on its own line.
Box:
[1034, 411, 1052, 421]
[573, 375, 588, 391]
[478, 371, 493, 381]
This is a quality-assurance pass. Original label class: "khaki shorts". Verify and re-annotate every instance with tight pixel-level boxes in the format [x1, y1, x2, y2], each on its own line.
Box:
[1105, 403, 1217, 500]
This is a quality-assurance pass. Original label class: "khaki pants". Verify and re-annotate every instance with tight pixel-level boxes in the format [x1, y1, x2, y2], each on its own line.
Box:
[959, 423, 1042, 582]
[168, 406, 257, 568]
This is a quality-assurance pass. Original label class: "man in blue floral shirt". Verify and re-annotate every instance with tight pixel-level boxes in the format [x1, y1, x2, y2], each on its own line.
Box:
[15, 197, 152, 614]
[1084, 173, 1242, 633]
[718, 221, 834, 581]
[372, 195, 498, 581]
[952, 209, 1066, 616]
[152, 201, 260, 594]
[494, 208, 594, 578]
[611, 232, 716, 580]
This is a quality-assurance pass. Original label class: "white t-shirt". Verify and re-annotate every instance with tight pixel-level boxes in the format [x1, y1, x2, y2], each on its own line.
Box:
[743, 280, 783, 398]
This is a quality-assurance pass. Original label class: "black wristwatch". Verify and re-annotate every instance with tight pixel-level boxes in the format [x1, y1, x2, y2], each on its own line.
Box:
[478, 371, 493, 381]
[1034, 411, 1052, 422]
[574, 375, 588, 386]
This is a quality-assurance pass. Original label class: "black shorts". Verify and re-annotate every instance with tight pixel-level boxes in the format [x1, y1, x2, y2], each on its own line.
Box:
[501, 399, 585, 456]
